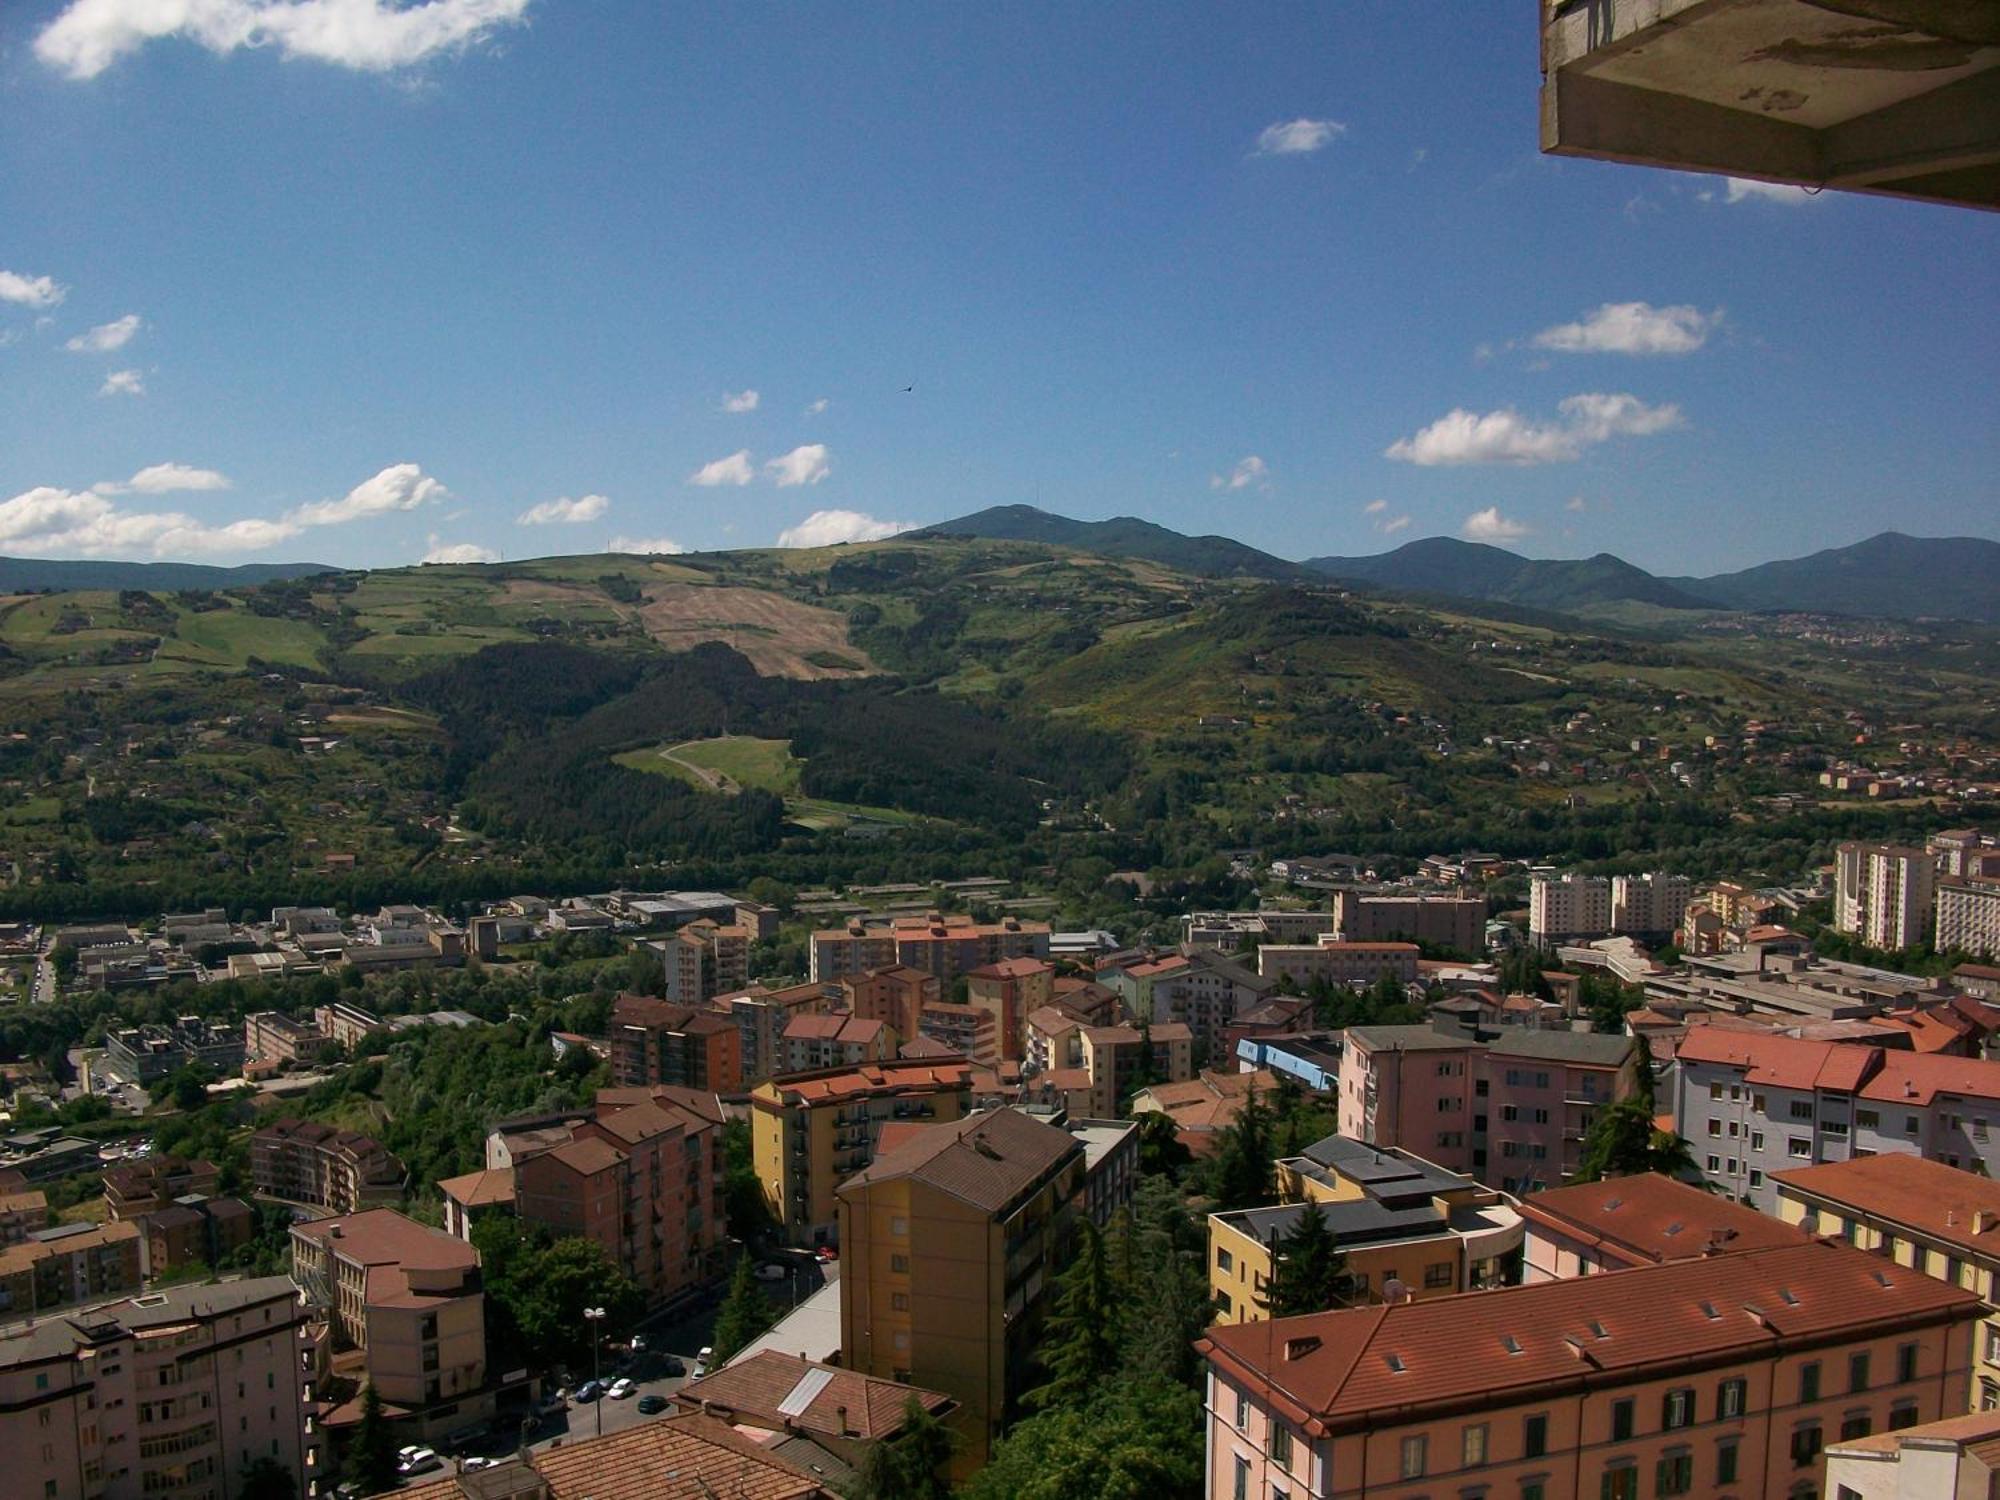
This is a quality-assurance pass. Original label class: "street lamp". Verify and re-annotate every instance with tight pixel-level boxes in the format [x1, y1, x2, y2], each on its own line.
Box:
[583, 1306, 606, 1438]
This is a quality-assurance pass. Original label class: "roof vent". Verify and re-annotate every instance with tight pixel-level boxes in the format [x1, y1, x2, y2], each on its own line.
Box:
[1501, 1333, 1522, 1354]
[1588, 1319, 1609, 1340]
[1662, 1221, 1684, 1238]
[1744, 1303, 1769, 1327]
[1698, 1300, 1720, 1321]
[1603, 1197, 1622, 1211]
[1282, 1335, 1321, 1361]
[1778, 1287, 1799, 1306]
[1384, 1353, 1405, 1373]
[1872, 1269, 1893, 1288]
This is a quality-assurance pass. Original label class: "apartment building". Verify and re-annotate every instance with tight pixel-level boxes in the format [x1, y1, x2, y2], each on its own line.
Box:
[435, 1167, 515, 1242]
[243, 1010, 340, 1068]
[137, 1197, 253, 1280]
[1257, 941, 1419, 992]
[1610, 872, 1693, 938]
[808, 914, 1049, 986]
[1838, 842, 1938, 952]
[841, 965, 939, 1046]
[1673, 1030, 2000, 1211]
[1337, 1026, 1483, 1176]
[1529, 874, 1613, 943]
[2, 1277, 316, 1500]
[249, 1119, 404, 1213]
[511, 1091, 722, 1306]
[1119, 949, 1275, 1063]
[963, 958, 1054, 1062]
[1333, 890, 1486, 954]
[1199, 1239, 1983, 1500]
[1208, 1137, 1522, 1323]
[0, 1221, 143, 1318]
[1775, 1153, 2000, 1413]
[1477, 1031, 1642, 1193]
[602, 993, 742, 1094]
[912, 1001, 993, 1062]
[0, 1186, 46, 1245]
[1939, 875, 2000, 960]
[751, 1060, 972, 1247]
[781, 1013, 894, 1074]
[836, 1107, 1084, 1470]
[100, 1018, 246, 1088]
[1932, 830, 1998, 879]
[1823, 1408, 2000, 1499]
[720, 980, 842, 1085]
[291, 1208, 486, 1423]
[658, 919, 750, 1004]
[102, 1157, 219, 1220]
[1079, 1022, 1194, 1118]
[1519, 1170, 1809, 1282]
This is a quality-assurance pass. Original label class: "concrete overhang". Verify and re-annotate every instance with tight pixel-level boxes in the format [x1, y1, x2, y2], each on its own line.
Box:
[1541, 0, 2000, 209]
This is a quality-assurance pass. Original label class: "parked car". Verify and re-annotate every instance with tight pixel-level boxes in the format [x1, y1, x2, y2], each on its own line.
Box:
[460, 1458, 495, 1473]
[636, 1394, 668, 1415]
[660, 1355, 685, 1377]
[690, 1347, 713, 1379]
[573, 1380, 604, 1403]
[629, 1334, 646, 1353]
[608, 1377, 635, 1400]
[398, 1448, 441, 1476]
[754, 1262, 788, 1281]
[814, 1245, 837, 1263]
[396, 1445, 424, 1466]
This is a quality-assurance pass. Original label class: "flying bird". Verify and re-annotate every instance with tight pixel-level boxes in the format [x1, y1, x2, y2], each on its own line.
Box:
[902, 384, 915, 393]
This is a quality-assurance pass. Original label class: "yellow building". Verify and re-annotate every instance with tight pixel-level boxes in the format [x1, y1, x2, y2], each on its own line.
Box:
[837, 1107, 1084, 1472]
[751, 1058, 972, 1246]
[1209, 1135, 1522, 1324]
[1775, 1153, 2000, 1411]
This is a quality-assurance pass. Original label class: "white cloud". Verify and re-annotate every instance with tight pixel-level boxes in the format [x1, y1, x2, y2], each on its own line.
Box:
[1566, 495, 1587, 513]
[687, 450, 755, 487]
[607, 534, 687, 555]
[1532, 301, 1719, 356]
[720, 388, 760, 413]
[1254, 118, 1346, 156]
[1211, 455, 1269, 491]
[98, 369, 145, 397]
[1385, 392, 1682, 466]
[422, 536, 498, 565]
[1463, 506, 1531, 542]
[517, 493, 609, 525]
[0, 270, 65, 309]
[1718, 177, 1815, 205]
[0, 484, 299, 556]
[118, 462, 232, 494]
[67, 313, 141, 353]
[291, 462, 448, 526]
[1380, 514, 1412, 535]
[805, 397, 829, 416]
[1362, 499, 1388, 515]
[765, 444, 831, 488]
[35, 0, 532, 81]
[776, 509, 911, 548]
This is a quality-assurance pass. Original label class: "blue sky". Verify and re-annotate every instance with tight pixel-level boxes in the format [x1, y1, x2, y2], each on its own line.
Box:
[3, 2, 1995, 575]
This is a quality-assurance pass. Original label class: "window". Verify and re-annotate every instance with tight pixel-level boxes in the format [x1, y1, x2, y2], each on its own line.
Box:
[1890, 1402, 1919, 1430]
[1463, 1422, 1488, 1468]
[1983, 1378, 1999, 1412]
[1426, 1262, 1454, 1289]
[1791, 1424, 1822, 1468]
[891, 1253, 909, 1273]
[890, 1216, 908, 1236]
[1234, 1389, 1248, 1429]
[1662, 1388, 1693, 1429]
[1710, 1082, 1723, 1100]
[1985, 1325, 2000, 1364]
[1716, 1440, 1739, 1484]
[1800, 1361, 1821, 1403]
[891, 1292, 909, 1311]
[1232, 1455, 1249, 1500]
[1840, 1414, 1871, 1440]
[1524, 1412, 1548, 1459]
[1790, 1100, 1814, 1120]
[1522, 1485, 1546, 1500]
[1750, 1169, 1764, 1187]
[1850, 1351, 1870, 1393]
[1898, 1342, 1919, 1383]
[1789, 1137, 1812, 1158]
[1726, 1120, 1739, 1137]
[1610, 1397, 1634, 1442]
[1707, 1154, 1721, 1172]
[1400, 1434, 1427, 1479]
[1599, 1463, 1637, 1500]
[1504, 1105, 1520, 1122]
[1752, 1131, 1765, 1149]
[1218, 1248, 1234, 1273]
[1270, 1424, 1292, 1466]
[1718, 1378, 1747, 1419]
[1858, 1109, 1879, 1128]
[1654, 1453, 1693, 1496]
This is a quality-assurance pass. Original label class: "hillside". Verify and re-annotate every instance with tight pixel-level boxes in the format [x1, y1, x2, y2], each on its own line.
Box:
[1304, 537, 1714, 612]
[0, 555, 337, 592]
[917, 504, 1310, 580]
[1668, 532, 2000, 623]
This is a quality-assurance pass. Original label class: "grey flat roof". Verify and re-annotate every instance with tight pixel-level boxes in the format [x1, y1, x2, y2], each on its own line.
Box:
[1344, 1025, 1476, 1052]
[1485, 1030, 1634, 1066]
[0, 1276, 299, 1368]
[1218, 1196, 1446, 1247]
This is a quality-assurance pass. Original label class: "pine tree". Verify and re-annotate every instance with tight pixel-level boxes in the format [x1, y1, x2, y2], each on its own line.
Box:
[1118, 1177, 1215, 1389]
[844, 1395, 952, 1500]
[710, 1254, 779, 1364]
[1264, 1205, 1352, 1318]
[1210, 1084, 1275, 1210]
[1025, 1218, 1120, 1410]
[345, 1382, 397, 1495]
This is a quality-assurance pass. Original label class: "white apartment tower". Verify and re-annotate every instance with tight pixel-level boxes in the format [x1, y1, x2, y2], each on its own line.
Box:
[1836, 842, 1937, 952]
[1609, 872, 1692, 937]
[1528, 874, 1611, 943]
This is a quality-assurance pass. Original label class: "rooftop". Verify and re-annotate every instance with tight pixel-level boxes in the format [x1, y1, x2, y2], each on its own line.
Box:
[1484, 1029, 1635, 1067]
[0, 1275, 300, 1368]
[756, 1059, 971, 1108]
[1344, 1024, 1479, 1053]
[292, 1208, 480, 1309]
[436, 1166, 517, 1209]
[1520, 1172, 1810, 1267]
[674, 1350, 953, 1441]
[1774, 1153, 2000, 1257]
[839, 1107, 1080, 1215]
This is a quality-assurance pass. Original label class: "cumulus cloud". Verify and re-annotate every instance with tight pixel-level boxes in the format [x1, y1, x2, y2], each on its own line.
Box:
[0, 484, 299, 556]
[1254, 118, 1345, 156]
[291, 462, 448, 526]
[719, 388, 760, 413]
[1363, 499, 1388, 515]
[687, 450, 755, 487]
[1463, 506, 1530, 542]
[66, 313, 141, 353]
[0, 270, 66, 309]
[35, 0, 532, 81]
[1532, 301, 1719, 356]
[805, 397, 829, 416]
[776, 509, 911, 548]
[421, 536, 499, 565]
[1380, 514, 1412, 535]
[517, 493, 608, 525]
[607, 534, 688, 555]
[1211, 455, 1269, 491]
[1714, 177, 1816, 205]
[118, 463, 232, 494]
[765, 444, 831, 488]
[1566, 495, 1587, 513]
[99, 369, 145, 397]
[1385, 392, 1682, 466]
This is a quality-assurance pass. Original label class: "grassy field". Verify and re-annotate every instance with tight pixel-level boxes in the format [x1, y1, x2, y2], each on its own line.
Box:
[611, 735, 923, 830]
[172, 608, 328, 669]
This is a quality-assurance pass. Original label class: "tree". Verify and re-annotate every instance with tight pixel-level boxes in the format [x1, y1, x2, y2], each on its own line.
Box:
[843, 1394, 951, 1500]
[959, 1379, 1205, 1500]
[1117, 1177, 1213, 1390]
[722, 1118, 772, 1242]
[476, 1224, 643, 1371]
[1573, 1098, 1698, 1184]
[1206, 1085, 1275, 1211]
[1264, 1205, 1352, 1318]
[344, 1382, 397, 1495]
[238, 1456, 296, 1500]
[711, 1254, 779, 1365]
[1132, 1109, 1191, 1179]
[1026, 1218, 1120, 1411]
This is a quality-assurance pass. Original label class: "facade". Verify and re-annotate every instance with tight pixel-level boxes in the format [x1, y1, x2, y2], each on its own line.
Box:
[100, 1018, 246, 1087]
[1333, 890, 1485, 953]
[1257, 942, 1419, 992]
[1529, 875, 1613, 943]
[836, 1107, 1085, 1469]
[1200, 1240, 1983, 1500]
[1672, 1030, 2000, 1211]
[751, 1060, 973, 1246]
[603, 993, 743, 1094]
[1774, 1153, 2000, 1413]
[658, 919, 751, 1004]
[1519, 1171, 1810, 1282]
[962, 957, 1054, 1063]
[809, 914, 1050, 986]
[102, 1156, 219, 1220]
[0, 1186, 47, 1245]
[1837, 842, 1937, 952]
[243, 1010, 340, 1068]
[1823, 1409, 2000, 1500]
[1477, 1031, 1642, 1193]
[1939, 876, 2000, 960]
[1609, 872, 1693, 938]
[841, 966, 939, 1048]
[1078, 1022, 1194, 1118]
[2, 1277, 317, 1500]
[781, 1013, 895, 1074]
[1338, 1026, 1484, 1176]
[722, 980, 842, 1085]
[249, 1119, 404, 1212]
[0, 1221, 143, 1317]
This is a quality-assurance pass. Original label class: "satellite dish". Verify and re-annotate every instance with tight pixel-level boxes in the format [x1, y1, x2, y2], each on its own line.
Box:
[1382, 1277, 1411, 1305]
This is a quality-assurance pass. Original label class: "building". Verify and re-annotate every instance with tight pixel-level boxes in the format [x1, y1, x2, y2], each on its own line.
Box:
[602, 993, 743, 1094]
[1530, 874, 1613, 943]
[751, 1060, 973, 1247]
[1519, 1170, 1810, 1282]
[1673, 1030, 2000, 1210]
[1775, 1153, 2000, 1412]
[1338, 1025, 1483, 1176]
[2, 1277, 317, 1500]
[0, 1186, 46, 1245]
[1209, 1137, 1522, 1323]
[1333, 890, 1485, 953]
[1077, 1022, 1194, 1118]
[809, 913, 1049, 986]
[836, 1107, 1085, 1469]
[1129, 949, 1277, 1062]
[435, 1166, 515, 1241]
[1939, 875, 2000, 960]
[1824, 1409, 2000, 1500]
[136, 1195, 253, 1279]
[1199, 1239, 1984, 1500]
[962, 957, 1054, 1062]
[721, 980, 843, 1085]
[1477, 1031, 1643, 1193]
[249, 1118, 405, 1212]
[0, 1220, 143, 1317]
[658, 919, 751, 1004]
[100, 1017, 246, 1087]
[315, 1000, 386, 1050]
[102, 1155, 220, 1219]
[1130, 1068, 1282, 1150]
[840, 965, 938, 1044]
[1609, 872, 1693, 939]
[243, 1009, 341, 1068]
[290, 1208, 486, 1420]
[781, 1013, 895, 1074]
[1257, 941, 1419, 992]
[1838, 842, 1938, 952]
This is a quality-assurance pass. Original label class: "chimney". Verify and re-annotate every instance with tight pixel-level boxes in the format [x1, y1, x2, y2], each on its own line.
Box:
[835, 1404, 851, 1436]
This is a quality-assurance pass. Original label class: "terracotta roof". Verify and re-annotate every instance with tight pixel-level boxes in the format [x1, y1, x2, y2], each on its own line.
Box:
[1199, 1239, 1983, 1436]
[1520, 1172, 1809, 1267]
[587, 1100, 700, 1146]
[436, 1166, 516, 1208]
[1025, 1006, 1082, 1035]
[896, 1035, 958, 1060]
[674, 1350, 954, 1440]
[291, 1208, 479, 1309]
[839, 1107, 1079, 1213]
[1826, 1407, 2000, 1460]
[1674, 1028, 1878, 1091]
[1860, 1049, 2000, 1105]
[545, 1136, 627, 1176]
[1773, 1153, 2000, 1257]
[597, 1083, 727, 1127]
[757, 1060, 971, 1108]
[968, 957, 1052, 979]
[784, 1013, 887, 1045]
[1133, 1069, 1281, 1131]
[1084, 1022, 1193, 1046]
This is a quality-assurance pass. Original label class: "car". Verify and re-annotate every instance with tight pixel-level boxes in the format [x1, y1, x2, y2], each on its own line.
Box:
[636, 1394, 668, 1415]
[607, 1377, 635, 1399]
[814, 1245, 837, 1263]
[629, 1334, 646, 1353]
[660, 1355, 685, 1377]
[460, 1458, 495, 1473]
[573, 1380, 603, 1403]
[690, 1346, 713, 1379]
[397, 1448, 441, 1476]
[396, 1445, 424, 1464]
[754, 1262, 788, 1281]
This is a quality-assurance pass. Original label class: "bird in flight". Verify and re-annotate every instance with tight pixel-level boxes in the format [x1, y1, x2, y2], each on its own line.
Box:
[902, 384, 914, 393]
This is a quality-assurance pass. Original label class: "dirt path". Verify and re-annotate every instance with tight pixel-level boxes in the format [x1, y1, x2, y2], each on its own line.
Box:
[659, 744, 738, 795]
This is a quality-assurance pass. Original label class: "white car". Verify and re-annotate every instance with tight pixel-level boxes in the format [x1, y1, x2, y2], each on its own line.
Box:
[754, 1263, 787, 1282]
[397, 1448, 441, 1476]
[690, 1346, 713, 1380]
[461, 1458, 495, 1473]
[607, 1377, 636, 1399]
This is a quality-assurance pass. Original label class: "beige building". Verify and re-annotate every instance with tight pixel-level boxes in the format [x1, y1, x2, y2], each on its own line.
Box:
[836, 1107, 1085, 1470]
[0, 1220, 143, 1318]
[1078, 1021, 1193, 1117]
[809, 913, 1049, 986]
[1837, 842, 1937, 952]
[659, 919, 750, 1004]
[1824, 1409, 2000, 1500]
[1939, 876, 2000, 961]
[3, 1276, 318, 1500]
[1257, 941, 1418, 991]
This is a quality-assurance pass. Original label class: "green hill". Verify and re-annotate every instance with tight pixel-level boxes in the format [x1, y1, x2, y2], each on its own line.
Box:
[917, 505, 1310, 580]
[1666, 532, 2000, 623]
[0, 555, 337, 592]
[1304, 537, 1714, 613]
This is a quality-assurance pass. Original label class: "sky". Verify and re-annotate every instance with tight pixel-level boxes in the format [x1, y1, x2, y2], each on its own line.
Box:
[2, 2, 1996, 576]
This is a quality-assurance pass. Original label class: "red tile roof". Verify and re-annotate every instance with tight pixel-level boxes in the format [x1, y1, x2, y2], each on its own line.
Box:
[1773, 1153, 2000, 1256]
[1860, 1049, 2000, 1105]
[1520, 1172, 1809, 1267]
[674, 1350, 953, 1440]
[1675, 1028, 1878, 1091]
[757, 1060, 971, 1108]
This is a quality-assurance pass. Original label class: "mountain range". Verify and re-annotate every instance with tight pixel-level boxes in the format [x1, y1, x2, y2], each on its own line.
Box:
[0, 556, 336, 593]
